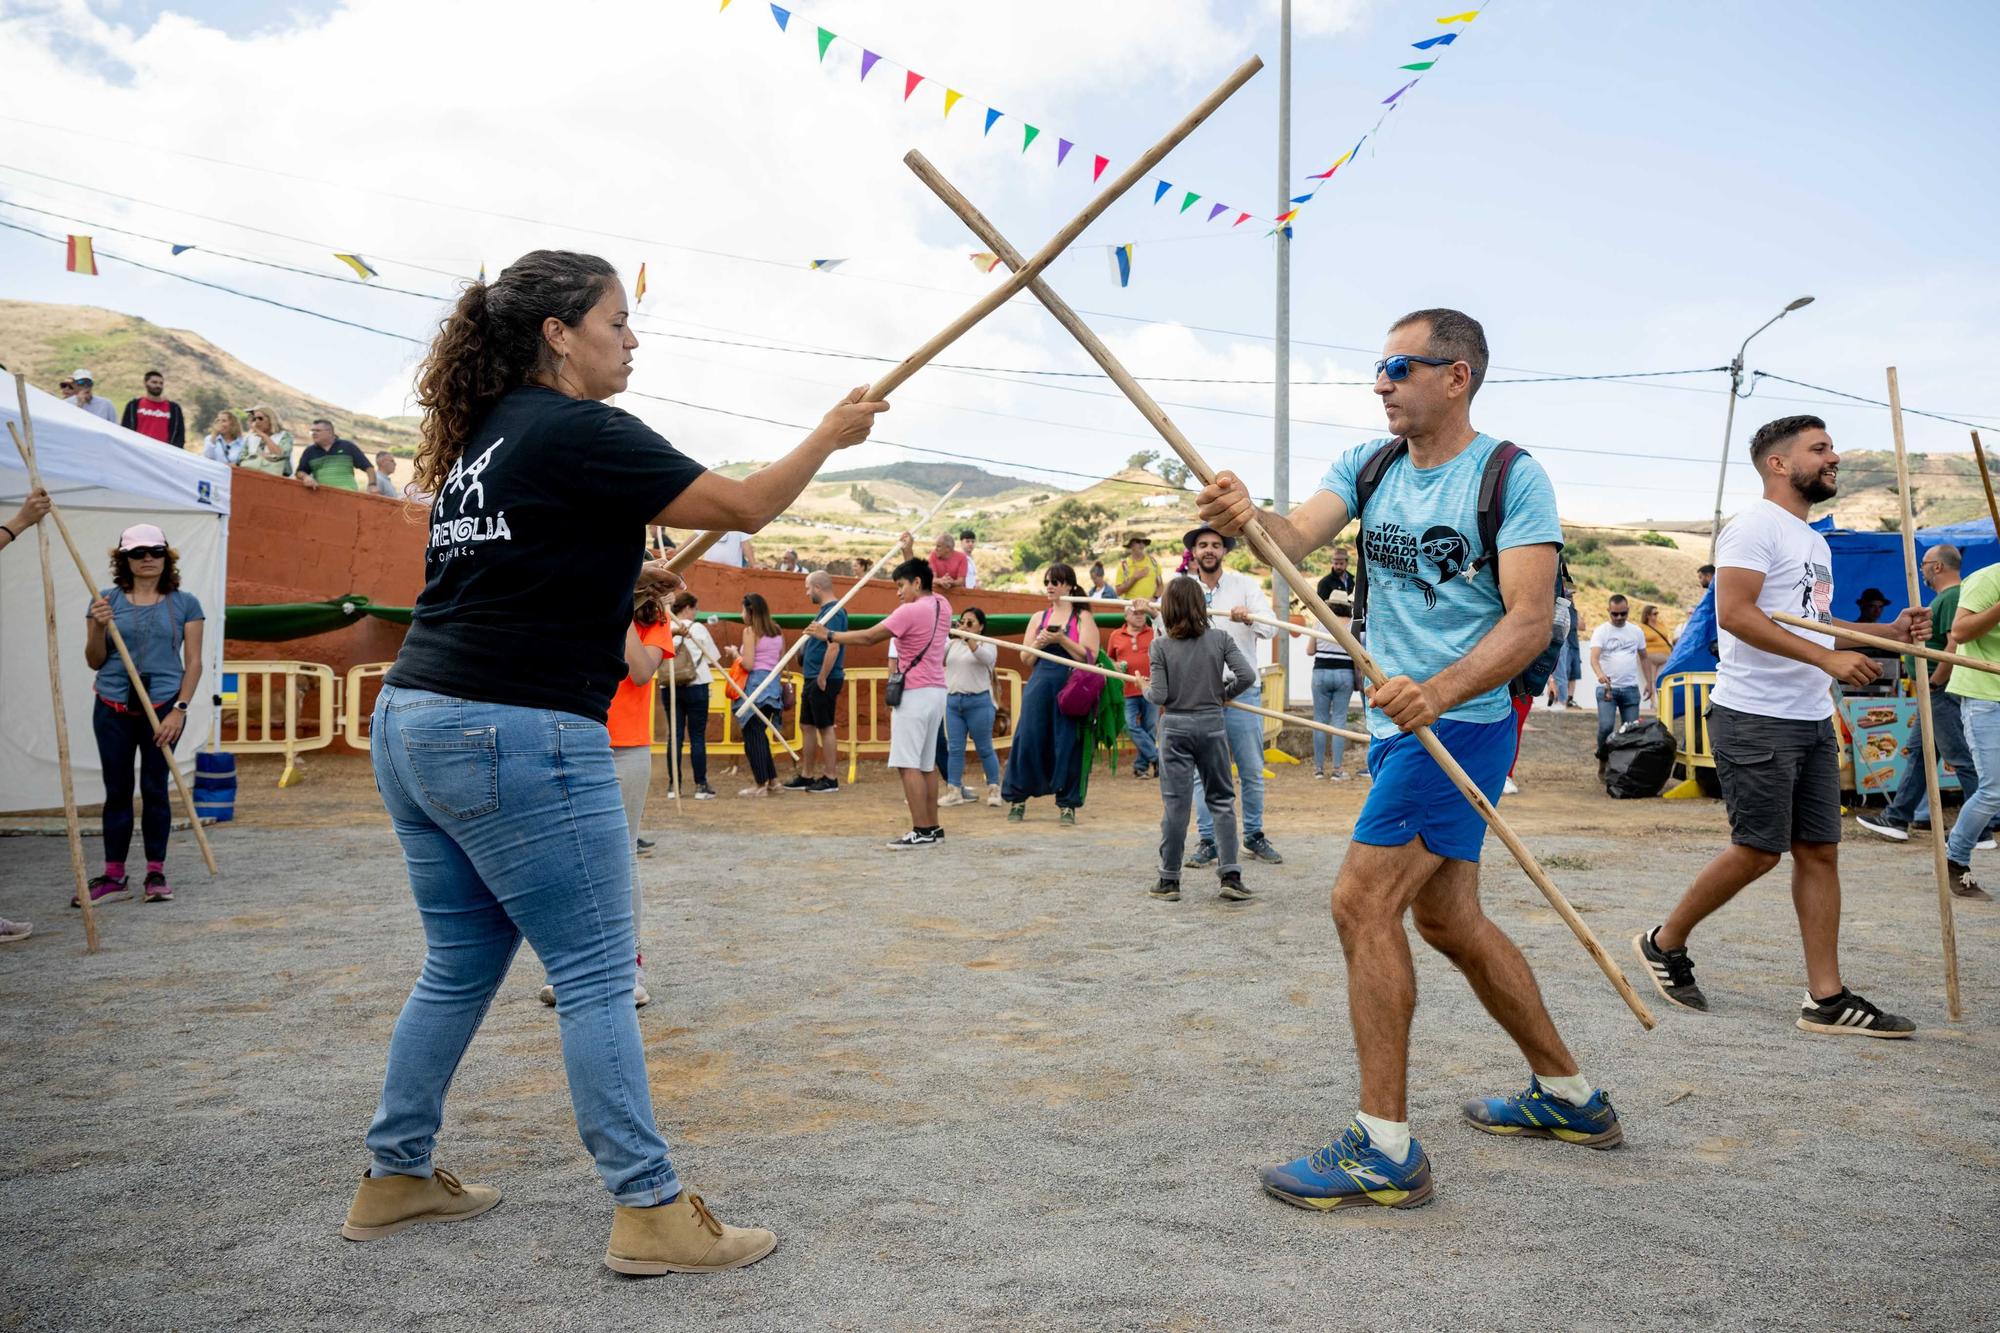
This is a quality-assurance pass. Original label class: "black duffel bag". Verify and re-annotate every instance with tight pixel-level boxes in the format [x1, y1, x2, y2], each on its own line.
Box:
[1603, 718, 1677, 799]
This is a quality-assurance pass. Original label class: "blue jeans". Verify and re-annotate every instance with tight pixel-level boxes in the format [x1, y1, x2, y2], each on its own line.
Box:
[1596, 683, 1641, 754]
[365, 686, 681, 1206]
[1949, 698, 2000, 864]
[1311, 666, 1356, 771]
[1195, 706, 1265, 842]
[1124, 694, 1160, 772]
[946, 692, 1000, 791]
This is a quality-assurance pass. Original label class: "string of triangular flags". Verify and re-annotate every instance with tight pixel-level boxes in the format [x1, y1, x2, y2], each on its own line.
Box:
[723, 0, 1279, 231]
[60, 227, 396, 285]
[1277, 7, 1488, 231]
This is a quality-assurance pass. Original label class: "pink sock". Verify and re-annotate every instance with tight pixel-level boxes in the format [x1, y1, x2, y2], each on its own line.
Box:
[104, 861, 126, 881]
[147, 861, 164, 875]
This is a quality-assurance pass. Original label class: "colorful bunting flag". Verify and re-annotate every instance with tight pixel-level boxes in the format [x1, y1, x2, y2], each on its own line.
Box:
[816, 27, 835, 60]
[1207, 202, 1228, 222]
[1412, 32, 1457, 49]
[1290, 193, 1311, 203]
[969, 252, 1003, 274]
[1233, 212, 1250, 226]
[1108, 243, 1133, 288]
[860, 49, 880, 80]
[334, 253, 377, 279]
[1179, 191, 1200, 213]
[635, 263, 647, 303]
[809, 258, 845, 270]
[720, 0, 732, 9]
[66, 234, 96, 275]
[1022, 124, 1039, 152]
[1274, 209, 1298, 225]
[983, 107, 1002, 135]
[1092, 154, 1109, 183]
[1056, 138, 1073, 166]
[903, 70, 923, 100]
[943, 88, 963, 116]
[170, 243, 196, 256]
[1153, 180, 1172, 204]
[478, 261, 486, 282]
[1382, 79, 1417, 105]
[1400, 60, 1436, 70]
[769, 4, 789, 31]
[1437, 10, 1478, 23]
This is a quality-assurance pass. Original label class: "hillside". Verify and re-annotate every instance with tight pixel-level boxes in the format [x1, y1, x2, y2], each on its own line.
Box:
[0, 300, 419, 454]
[819, 461, 1037, 500]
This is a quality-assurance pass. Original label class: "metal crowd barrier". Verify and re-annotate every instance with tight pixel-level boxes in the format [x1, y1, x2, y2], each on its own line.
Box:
[216, 661, 337, 787]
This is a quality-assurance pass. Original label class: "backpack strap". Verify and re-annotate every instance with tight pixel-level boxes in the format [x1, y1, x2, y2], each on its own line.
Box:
[1471, 440, 1523, 579]
[1347, 437, 1407, 628]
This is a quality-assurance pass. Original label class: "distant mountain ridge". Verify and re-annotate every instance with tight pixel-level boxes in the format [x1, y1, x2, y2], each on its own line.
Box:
[818, 461, 1037, 499]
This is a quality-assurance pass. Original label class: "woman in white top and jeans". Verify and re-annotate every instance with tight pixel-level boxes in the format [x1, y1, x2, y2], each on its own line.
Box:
[941, 607, 1002, 807]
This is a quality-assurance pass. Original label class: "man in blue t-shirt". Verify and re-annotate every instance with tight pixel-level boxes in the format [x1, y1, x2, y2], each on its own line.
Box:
[1193, 308, 1621, 1213]
[787, 569, 848, 793]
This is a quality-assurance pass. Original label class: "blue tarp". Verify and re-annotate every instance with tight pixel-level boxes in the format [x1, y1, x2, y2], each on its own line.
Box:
[1660, 516, 2000, 683]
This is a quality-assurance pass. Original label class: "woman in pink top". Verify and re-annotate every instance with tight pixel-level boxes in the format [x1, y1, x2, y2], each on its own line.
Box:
[806, 556, 952, 846]
[735, 594, 786, 797]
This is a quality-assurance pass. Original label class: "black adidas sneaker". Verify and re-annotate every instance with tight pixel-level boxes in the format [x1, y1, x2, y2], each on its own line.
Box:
[1632, 928, 1707, 1012]
[1796, 988, 1916, 1039]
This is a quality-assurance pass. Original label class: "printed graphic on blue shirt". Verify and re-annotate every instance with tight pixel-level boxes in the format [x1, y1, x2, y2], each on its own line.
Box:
[1319, 433, 1563, 737]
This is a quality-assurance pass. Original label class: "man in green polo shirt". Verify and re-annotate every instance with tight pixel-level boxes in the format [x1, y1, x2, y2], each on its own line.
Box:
[296, 418, 379, 492]
[1942, 557, 2000, 899]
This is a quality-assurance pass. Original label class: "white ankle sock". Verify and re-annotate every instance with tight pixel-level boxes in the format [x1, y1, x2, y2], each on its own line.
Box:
[1537, 1072, 1594, 1106]
[1354, 1110, 1411, 1163]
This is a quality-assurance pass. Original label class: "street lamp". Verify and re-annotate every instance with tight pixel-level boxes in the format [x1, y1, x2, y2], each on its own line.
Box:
[1711, 296, 1815, 545]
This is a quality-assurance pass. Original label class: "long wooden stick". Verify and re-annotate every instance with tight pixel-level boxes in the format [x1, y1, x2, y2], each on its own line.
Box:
[913, 161, 1654, 1029]
[1768, 611, 2000, 677]
[1972, 431, 2000, 536]
[669, 615, 799, 761]
[21, 471, 95, 948]
[1888, 367, 1961, 1020]
[661, 530, 722, 576]
[952, 627, 1367, 745]
[666, 664, 679, 805]
[11, 381, 218, 876]
[734, 484, 961, 720]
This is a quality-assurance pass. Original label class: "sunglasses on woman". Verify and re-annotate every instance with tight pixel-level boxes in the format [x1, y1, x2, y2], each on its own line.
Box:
[1374, 354, 1478, 383]
[124, 545, 169, 560]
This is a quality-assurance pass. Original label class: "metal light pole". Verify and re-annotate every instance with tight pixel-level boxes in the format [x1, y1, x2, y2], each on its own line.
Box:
[1273, 0, 1292, 674]
[1710, 295, 1815, 545]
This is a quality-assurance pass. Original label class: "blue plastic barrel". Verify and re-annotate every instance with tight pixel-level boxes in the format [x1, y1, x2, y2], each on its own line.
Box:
[194, 750, 237, 823]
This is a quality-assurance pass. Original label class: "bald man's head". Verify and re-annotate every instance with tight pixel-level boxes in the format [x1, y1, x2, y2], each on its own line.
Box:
[805, 570, 834, 600]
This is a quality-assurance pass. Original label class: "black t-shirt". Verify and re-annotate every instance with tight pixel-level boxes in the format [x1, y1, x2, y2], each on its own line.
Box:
[385, 387, 707, 721]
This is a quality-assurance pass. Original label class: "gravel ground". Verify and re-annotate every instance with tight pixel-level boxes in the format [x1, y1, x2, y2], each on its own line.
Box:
[3, 709, 1996, 1332]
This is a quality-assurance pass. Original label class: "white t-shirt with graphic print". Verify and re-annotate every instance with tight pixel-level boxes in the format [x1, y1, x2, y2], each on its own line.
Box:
[1710, 498, 1835, 721]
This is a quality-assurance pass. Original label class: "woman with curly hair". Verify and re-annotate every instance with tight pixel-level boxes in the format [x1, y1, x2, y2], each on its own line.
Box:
[79, 524, 205, 906]
[344, 250, 884, 1273]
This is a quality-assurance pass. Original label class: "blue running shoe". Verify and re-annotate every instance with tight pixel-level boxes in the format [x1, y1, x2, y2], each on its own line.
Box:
[1461, 1077, 1623, 1149]
[1258, 1122, 1433, 1211]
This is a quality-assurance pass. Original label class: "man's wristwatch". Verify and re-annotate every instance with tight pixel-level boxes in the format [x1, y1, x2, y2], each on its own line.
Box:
[171, 701, 190, 713]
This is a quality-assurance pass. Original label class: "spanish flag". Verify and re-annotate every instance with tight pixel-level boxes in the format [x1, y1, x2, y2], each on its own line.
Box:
[66, 235, 98, 275]
[334, 253, 378, 279]
[635, 262, 648, 304]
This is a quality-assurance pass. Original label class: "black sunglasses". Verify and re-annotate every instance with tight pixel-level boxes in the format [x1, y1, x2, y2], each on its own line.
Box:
[1375, 353, 1480, 383]
[124, 545, 169, 560]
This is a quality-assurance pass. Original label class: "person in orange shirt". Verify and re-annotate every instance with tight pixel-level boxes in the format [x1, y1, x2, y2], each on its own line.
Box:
[1108, 601, 1159, 777]
[541, 583, 674, 1010]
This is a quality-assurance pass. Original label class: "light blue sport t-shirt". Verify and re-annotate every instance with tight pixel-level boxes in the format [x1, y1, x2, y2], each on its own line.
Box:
[1318, 433, 1563, 738]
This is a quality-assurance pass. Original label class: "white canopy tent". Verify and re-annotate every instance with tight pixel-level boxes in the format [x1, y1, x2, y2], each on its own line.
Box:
[0, 382, 230, 814]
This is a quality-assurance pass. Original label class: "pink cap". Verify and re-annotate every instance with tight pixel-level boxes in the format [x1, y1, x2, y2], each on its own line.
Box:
[117, 523, 168, 551]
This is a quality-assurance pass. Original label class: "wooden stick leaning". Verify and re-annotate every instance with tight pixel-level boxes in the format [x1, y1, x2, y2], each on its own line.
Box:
[909, 159, 1655, 1029]
[1972, 431, 2000, 535]
[733, 483, 961, 720]
[10, 383, 218, 877]
[666, 664, 679, 805]
[671, 616, 801, 762]
[1888, 366, 1961, 1020]
[13, 431, 96, 949]
[952, 627, 1368, 745]
[1767, 611, 2000, 677]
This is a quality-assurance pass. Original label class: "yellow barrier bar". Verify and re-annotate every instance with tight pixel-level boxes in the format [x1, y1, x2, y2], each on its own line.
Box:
[343, 662, 395, 750]
[218, 661, 337, 786]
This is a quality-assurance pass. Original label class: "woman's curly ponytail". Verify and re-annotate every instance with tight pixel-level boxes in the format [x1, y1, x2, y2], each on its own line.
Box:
[410, 250, 619, 500]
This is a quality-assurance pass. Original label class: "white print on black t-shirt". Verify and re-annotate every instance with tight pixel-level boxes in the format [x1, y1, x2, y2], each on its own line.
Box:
[1793, 559, 1833, 622]
[430, 436, 513, 557]
[1360, 520, 1472, 611]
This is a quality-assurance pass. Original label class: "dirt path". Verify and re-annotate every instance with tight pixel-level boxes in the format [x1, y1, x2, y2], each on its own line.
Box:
[3, 708, 1994, 1331]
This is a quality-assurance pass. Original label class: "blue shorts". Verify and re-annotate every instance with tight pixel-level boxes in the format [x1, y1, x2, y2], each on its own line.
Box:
[1354, 715, 1519, 863]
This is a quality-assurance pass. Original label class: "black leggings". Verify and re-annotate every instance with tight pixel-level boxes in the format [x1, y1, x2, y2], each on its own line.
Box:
[742, 711, 779, 785]
[93, 697, 176, 863]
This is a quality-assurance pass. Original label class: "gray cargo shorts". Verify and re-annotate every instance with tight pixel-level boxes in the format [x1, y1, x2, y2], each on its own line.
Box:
[1708, 702, 1842, 853]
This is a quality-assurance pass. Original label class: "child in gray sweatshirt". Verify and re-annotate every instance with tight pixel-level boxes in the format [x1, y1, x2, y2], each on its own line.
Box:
[1145, 578, 1259, 901]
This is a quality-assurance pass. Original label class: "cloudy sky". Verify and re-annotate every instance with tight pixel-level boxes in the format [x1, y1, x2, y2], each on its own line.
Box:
[2, 0, 1996, 523]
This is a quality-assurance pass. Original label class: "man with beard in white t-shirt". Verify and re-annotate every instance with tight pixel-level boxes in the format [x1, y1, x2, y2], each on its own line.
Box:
[1635, 415, 1923, 1037]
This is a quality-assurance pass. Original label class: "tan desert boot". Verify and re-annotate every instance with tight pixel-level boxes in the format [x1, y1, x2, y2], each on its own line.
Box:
[341, 1167, 502, 1241]
[604, 1192, 778, 1275]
